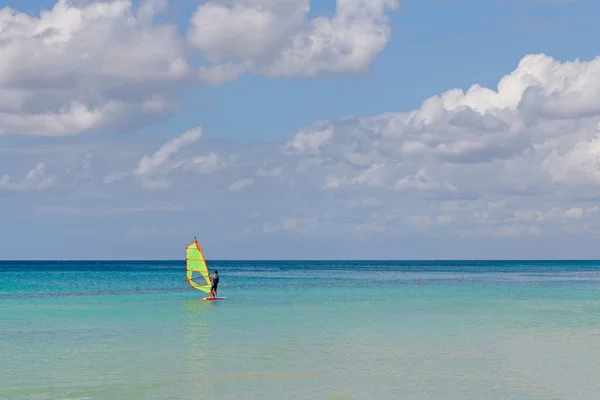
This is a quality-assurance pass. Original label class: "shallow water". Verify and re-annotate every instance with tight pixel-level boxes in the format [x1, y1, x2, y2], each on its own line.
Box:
[2, 260, 600, 399]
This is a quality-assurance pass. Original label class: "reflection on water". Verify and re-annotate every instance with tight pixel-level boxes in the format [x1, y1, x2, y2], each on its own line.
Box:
[182, 298, 214, 314]
[181, 299, 213, 396]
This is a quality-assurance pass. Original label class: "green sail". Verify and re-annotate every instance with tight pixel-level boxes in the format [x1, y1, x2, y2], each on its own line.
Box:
[186, 240, 211, 293]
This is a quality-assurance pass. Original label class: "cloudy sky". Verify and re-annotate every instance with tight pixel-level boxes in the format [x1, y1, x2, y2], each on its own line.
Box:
[3, 0, 600, 260]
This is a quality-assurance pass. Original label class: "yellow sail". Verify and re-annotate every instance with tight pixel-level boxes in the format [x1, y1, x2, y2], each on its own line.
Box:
[186, 239, 211, 293]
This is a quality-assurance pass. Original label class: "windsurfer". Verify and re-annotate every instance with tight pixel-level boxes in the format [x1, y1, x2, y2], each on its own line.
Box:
[209, 270, 219, 298]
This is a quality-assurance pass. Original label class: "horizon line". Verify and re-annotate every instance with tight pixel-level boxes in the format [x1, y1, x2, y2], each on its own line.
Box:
[2, 259, 600, 262]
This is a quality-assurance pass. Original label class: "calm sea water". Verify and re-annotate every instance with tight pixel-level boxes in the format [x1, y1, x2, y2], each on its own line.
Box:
[2, 260, 600, 400]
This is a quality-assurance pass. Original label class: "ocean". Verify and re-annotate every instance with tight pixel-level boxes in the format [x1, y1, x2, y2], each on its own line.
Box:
[1, 260, 600, 400]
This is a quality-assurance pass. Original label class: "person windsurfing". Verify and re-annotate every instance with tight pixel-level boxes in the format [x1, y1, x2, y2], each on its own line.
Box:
[208, 270, 219, 298]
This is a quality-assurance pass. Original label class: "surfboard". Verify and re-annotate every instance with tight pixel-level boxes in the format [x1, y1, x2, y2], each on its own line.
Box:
[202, 297, 227, 301]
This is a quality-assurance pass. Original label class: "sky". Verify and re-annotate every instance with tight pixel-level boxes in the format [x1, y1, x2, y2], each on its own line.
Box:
[3, 0, 600, 260]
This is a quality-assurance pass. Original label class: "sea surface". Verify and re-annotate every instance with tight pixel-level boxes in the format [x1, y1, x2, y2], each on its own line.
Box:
[2, 260, 600, 400]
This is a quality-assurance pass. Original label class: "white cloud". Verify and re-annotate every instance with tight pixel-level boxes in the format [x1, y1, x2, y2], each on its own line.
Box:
[322, 175, 347, 190]
[228, 178, 255, 191]
[133, 127, 203, 189]
[541, 133, 600, 186]
[1, 0, 397, 137]
[186, 152, 228, 175]
[0, 162, 55, 191]
[394, 168, 458, 195]
[10, 51, 600, 257]
[282, 124, 334, 155]
[0, 0, 192, 136]
[188, 0, 400, 84]
[103, 172, 129, 184]
[564, 207, 584, 219]
[352, 164, 388, 187]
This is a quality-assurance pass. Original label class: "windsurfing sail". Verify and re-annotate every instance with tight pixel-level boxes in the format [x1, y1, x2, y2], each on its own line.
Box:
[186, 239, 211, 293]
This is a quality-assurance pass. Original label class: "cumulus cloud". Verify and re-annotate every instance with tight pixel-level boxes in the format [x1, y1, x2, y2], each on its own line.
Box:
[282, 123, 334, 155]
[8, 52, 600, 255]
[0, 0, 192, 136]
[0, 162, 55, 191]
[188, 0, 401, 84]
[0, 0, 400, 136]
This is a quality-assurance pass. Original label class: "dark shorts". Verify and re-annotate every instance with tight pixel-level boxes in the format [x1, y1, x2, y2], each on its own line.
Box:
[211, 283, 218, 291]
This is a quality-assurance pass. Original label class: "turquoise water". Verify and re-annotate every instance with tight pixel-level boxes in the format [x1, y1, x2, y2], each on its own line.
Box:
[2, 260, 600, 399]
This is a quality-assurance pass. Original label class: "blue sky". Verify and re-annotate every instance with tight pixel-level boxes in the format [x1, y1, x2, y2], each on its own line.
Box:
[3, 0, 600, 260]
